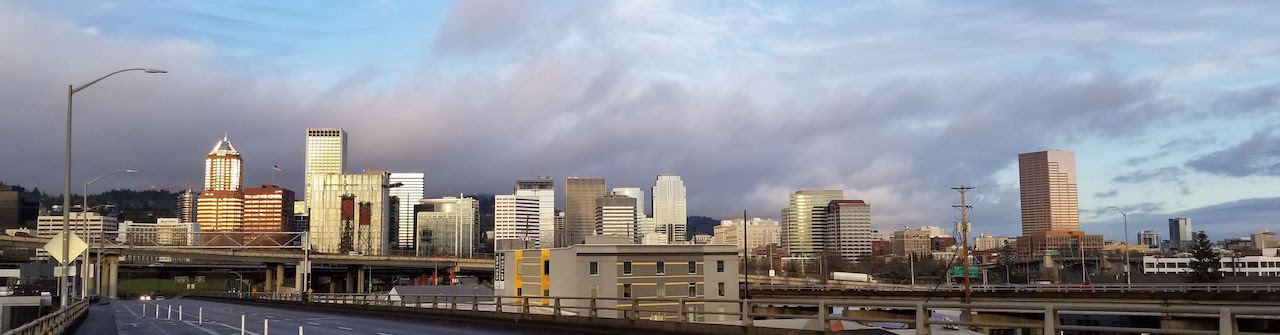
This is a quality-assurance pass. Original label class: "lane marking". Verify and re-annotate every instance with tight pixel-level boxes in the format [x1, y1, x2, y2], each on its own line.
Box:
[377, 332, 394, 335]
[337, 326, 354, 331]
[181, 320, 222, 335]
[307, 322, 321, 326]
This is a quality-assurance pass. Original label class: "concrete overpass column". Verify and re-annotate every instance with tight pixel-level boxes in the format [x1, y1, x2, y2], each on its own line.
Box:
[345, 267, 355, 293]
[356, 266, 366, 293]
[275, 264, 285, 292]
[106, 255, 119, 299]
[265, 264, 276, 292]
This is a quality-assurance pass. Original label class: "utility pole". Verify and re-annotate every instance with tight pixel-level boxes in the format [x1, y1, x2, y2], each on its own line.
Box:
[742, 210, 748, 299]
[952, 185, 974, 321]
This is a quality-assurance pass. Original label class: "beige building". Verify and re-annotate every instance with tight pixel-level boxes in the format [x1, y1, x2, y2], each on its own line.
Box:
[37, 212, 118, 243]
[304, 128, 347, 213]
[243, 184, 295, 232]
[825, 200, 872, 262]
[1254, 231, 1279, 249]
[116, 221, 157, 245]
[563, 177, 606, 247]
[782, 190, 843, 258]
[891, 228, 931, 256]
[652, 175, 687, 243]
[496, 242, 740, 321]
[975, 234, 1014, 251]
[156, 218, 200, 246]
[197, 135, 244, 232]
[595, 194, 638, 243]
[1017, 150, 1079, 235]
[710, 218, 780, 256]
[308, 171, 392, 255]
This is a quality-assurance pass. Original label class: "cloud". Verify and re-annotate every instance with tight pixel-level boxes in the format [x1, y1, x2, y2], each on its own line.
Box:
[1112, 166, 1186, 184]
[1095, 189, 1119, 198]
[1185, 127, 1280, 177]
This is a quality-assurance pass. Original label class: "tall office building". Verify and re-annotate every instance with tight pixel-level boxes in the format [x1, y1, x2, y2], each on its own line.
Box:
[1168, 218, 1192, 250]
[196, 135, 244, 232]
[595, 194, 639, 243]
[612, 188, 646, 217]
[416, 197, 477, 257]
[710, 218, 781, 256]
[1017, 150, 1080, 235]
[0, 185, 38, 230]
[308, 171, 391, 255]
[304, 128, 347, 210]
[825, 200, 872, 262]
[389, 172, 425, 249]
[564, 177, 606, 247]
[781, 190, 843, 258]
[176, 189, 198, 224]
[494, 193, 540, 250]
[243, 184, 295, 232]
[652, 175, 687, 243]
[1138, 230, 1161, 248]
[516, 177, 555, 248]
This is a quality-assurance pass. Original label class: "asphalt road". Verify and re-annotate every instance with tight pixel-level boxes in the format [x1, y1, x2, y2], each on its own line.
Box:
[76, 298, 616, 335]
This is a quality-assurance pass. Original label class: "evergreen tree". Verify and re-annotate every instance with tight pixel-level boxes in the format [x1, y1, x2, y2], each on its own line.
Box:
[1184, 231, 1223, 283]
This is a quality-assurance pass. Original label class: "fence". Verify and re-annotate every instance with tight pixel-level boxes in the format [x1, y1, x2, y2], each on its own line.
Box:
[194, 291, 1280, 334]
[1, 299, 88, 335]
[751, 282, 1280, 294]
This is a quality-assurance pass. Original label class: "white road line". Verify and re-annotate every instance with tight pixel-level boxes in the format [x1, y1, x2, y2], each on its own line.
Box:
[180, 321, 222, 335]
[307, 322, 321, 326]
[337, 326, 354, 331]
[150, 322, 172, 335]
[377, 332, 394, 335]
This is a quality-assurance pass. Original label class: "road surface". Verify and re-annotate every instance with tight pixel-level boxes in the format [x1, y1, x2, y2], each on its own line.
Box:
[76, 298, 618, 335]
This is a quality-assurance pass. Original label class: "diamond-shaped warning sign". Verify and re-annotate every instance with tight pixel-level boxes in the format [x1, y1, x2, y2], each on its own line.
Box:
[43, 232, 88, 265]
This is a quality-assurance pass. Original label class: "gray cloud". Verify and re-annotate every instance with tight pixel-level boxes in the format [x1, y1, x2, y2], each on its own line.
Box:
[1112, 166, 1186, 184]
[1095, 189, 1119, 198]
[1185, 127, 1280, 177]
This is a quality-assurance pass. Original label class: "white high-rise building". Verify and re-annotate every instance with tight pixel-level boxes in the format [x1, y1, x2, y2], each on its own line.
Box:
[782, 190, 843, 258]
[516, 178, 555, 248]
[652, 175, 687, 243]
[1138, 230, 1161, 249]
[304, 128, 347, 211]
[389, 172, 425, 250]
[595, 194, 639, 243]
[308, 171, 391, 255]
[494, 194, 540, 248]
[612, 187, 645, 217]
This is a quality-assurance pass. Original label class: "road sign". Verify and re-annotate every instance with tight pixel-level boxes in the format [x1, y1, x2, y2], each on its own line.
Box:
[43, 232, 88, 265]
[950, 266, 980, 278]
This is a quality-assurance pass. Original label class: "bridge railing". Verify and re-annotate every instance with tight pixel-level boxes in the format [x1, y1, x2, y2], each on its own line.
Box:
[753, 282, 1280, 294]
[1, 299, 88, 335]
[191, 291, 1280, 334]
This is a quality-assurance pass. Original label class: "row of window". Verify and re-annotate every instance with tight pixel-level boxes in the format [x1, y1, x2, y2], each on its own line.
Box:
[620, 282, 727, 298]
[588, 260, 726, 275]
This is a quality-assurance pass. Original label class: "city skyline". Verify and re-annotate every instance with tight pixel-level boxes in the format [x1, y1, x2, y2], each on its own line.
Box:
[2, 1, 1279, 241]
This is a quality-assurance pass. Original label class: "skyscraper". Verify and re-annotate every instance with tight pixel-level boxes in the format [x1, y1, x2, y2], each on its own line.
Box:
[516, 177, 555, 248]
[304, 128, 347, 210]
[196, 135, 244, 232]
[782, 190, 843, 258]
[652, 174, 687, 243]
[595, 194, 638, 243]
[243, 184, 295, 232]
[825, 200, 872, 262]
[1168, 218, 1192, 250]
[1138, 230, 1161, 248]
[563, 177, 606, 247]
[308, 171, 391, 255]
[494, 193, 540, 249]
[177, 189, 198, 223]
[389, 172, 425, 249]
[1017, 150, 1079, 235]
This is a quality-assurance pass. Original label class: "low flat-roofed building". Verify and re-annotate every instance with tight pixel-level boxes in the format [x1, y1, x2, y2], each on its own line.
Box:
[495, 242, 740, 321]
[1143, 248, 1280, 277]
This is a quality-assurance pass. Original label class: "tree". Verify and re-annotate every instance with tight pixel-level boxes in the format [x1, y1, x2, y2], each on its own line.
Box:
[1184, 231, 1223, 283]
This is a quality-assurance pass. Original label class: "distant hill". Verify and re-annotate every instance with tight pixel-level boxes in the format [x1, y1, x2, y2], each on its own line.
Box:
[687, 216, 719, 236]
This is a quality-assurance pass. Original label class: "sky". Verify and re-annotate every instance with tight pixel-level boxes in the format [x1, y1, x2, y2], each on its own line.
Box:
[1, 0, 1278, 241]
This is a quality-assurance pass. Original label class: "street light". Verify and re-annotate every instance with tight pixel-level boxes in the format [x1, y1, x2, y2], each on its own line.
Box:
[1108, 207, 1131, 286]
[60, 68, 165, 307]
[83, 169, 139, 299]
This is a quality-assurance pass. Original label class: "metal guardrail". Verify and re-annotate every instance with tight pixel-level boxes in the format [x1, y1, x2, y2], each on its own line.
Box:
[750, 282, 1280, 294]
[193, 291, 1280, 334]
[1, 299, 88, 335]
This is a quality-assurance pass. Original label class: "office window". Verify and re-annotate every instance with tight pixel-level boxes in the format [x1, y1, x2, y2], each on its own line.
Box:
[688, 261, 696, 274]
[589, 261, 598, 275]
[543, 289, 549, 297]
[623, 284, 632, 298]
[718, 282, 725, 297]
[688, 283, 696, 297]
[657, 284, 666, 298]
[656, 261, 666, 275]
[517, 288, 523, 296]
[544, 260, 550, 275]
[716, 260, 725, 273]
[623, 261, 633, 275]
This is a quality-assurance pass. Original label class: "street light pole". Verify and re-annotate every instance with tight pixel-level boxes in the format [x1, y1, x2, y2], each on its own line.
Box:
[60, 68, 165, 308]
[1109, 207, 1130, 286]
[83, 169, 139, 299]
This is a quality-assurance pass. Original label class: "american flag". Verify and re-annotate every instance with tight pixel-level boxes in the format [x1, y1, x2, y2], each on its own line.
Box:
[273, 165, 282, 172]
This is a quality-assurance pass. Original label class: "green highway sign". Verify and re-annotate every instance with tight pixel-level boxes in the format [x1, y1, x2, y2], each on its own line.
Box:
[950, 266, 980, 277]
